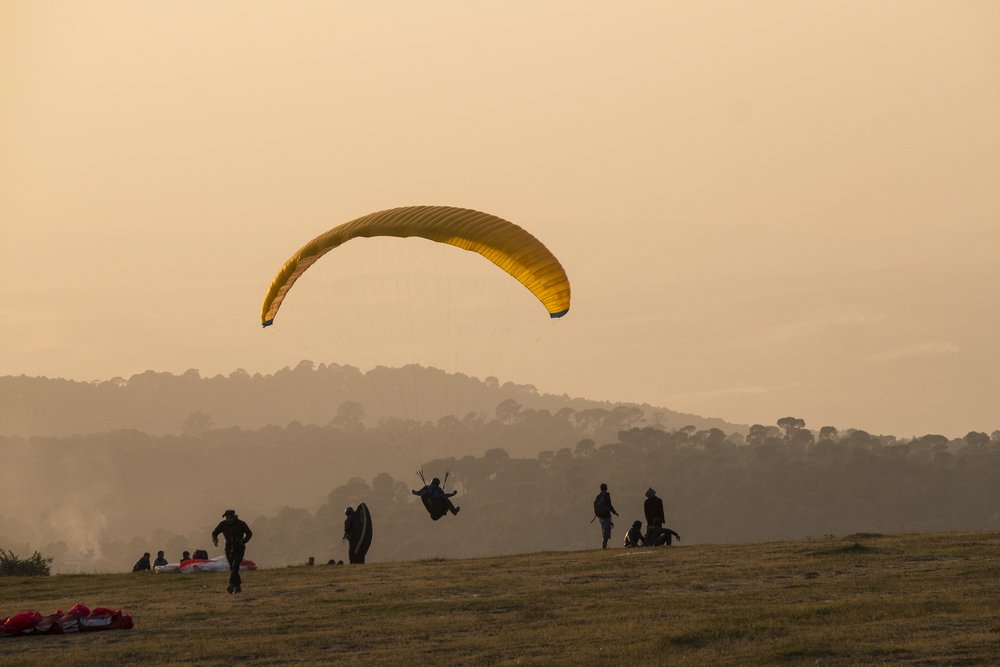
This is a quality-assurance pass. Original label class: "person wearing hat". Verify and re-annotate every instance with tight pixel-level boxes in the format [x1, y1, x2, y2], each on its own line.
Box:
[642, 488, 681, 546]
[211, 509, 253, 594]
[593, 483, 619, 549]
[644, 488, 665, 528]
[623, 520, 648, 548]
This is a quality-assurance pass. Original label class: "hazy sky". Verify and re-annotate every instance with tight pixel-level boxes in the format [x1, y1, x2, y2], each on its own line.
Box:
[2, 1, 998, 437]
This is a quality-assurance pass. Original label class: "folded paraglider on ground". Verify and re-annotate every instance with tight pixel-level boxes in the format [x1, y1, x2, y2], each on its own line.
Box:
[1, 604, 133, 638]
[153, 555, 257, 574]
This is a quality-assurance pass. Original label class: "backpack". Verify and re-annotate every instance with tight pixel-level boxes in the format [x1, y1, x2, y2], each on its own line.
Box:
[593, 492, 611, 518]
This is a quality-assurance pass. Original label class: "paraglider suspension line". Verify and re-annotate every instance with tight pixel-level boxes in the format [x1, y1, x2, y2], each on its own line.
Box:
[416, 467, 450, 490]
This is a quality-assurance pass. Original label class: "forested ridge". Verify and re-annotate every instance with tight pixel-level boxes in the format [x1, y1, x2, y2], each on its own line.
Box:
[2, 388, 998, 573]
[254, 421, 1000, 564]
[0, 362, 738, 437]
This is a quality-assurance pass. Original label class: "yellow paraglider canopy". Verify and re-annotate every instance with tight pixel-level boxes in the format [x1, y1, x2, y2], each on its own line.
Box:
[261, 206, 571, 327]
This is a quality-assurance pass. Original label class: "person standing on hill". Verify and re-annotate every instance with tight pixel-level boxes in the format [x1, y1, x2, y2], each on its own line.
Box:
[644, 488, 665, 528]
[593, 483, 619, 549]
[153, 551, 168, 568]
[344, 507, 356, 544]
[212, 509, 253, 594]
[642, 487, 681, 546]
[343, 506, 373, 564]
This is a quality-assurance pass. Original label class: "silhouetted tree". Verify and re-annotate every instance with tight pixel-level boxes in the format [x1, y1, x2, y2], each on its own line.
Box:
[181, 411, 213, 436]
[333, 401, 365, 430]
[574, 438, 596, 457]
[964, 431, 990, 447]
[747, 424, 768, 447]
[777, 416, 806, 436]
[694, 428, 727, 448]
[495, 399, 522, 425]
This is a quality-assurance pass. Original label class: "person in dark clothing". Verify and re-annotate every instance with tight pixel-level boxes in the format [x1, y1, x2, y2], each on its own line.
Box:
[211, 509, 253, 594]
[343, 507, 369, 564]
[593, 483, 619, 549]
[153, 550, 168, 568]
[642, 487, 681, 545]
[647, 525, 681, 546]
[644, 488, 665, 528]
[343, 507, 355, 542]
[412, 478, 460, 519]
[132, 552, 151, 572]
[624, 520, 648, 548]
[181, 550, 191, 562]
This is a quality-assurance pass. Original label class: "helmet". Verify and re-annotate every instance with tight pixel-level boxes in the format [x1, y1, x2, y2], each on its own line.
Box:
[600, 483, 608, 491]
[431, 477, 441, 485]
[344, 507, 354, 516]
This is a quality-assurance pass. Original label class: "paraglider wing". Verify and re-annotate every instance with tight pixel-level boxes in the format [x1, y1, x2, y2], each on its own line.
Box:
[261, 206, 571, 327]
[349, 502, 373, 559]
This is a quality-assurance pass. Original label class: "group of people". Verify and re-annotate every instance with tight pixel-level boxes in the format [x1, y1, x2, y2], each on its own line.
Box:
[130, 509, 253, 596]
[129, 478, 678, 595]
[305, 557, 345, 566]
[593, 484, 681, 549]
[132, 549, 211, 573]
[131, 551, 167, 572]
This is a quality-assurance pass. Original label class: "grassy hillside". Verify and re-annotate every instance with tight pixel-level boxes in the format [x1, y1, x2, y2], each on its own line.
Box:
[2, 531, 998, 665]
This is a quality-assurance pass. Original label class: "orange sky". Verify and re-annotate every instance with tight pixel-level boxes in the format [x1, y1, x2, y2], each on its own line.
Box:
[2, 1, 999, 436]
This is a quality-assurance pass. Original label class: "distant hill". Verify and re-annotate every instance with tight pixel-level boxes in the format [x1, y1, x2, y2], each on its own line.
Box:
[0, 361, 743, 437]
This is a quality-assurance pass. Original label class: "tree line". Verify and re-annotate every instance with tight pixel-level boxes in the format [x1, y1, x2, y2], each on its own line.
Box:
[3, 409, 998, 572]
[0, 362, 738, 438]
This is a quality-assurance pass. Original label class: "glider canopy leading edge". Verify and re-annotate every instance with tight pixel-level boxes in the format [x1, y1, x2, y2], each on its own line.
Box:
[261, 205, 571, 327]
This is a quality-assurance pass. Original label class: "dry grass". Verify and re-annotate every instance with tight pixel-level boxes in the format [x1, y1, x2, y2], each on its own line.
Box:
[2, 531, 999, 665]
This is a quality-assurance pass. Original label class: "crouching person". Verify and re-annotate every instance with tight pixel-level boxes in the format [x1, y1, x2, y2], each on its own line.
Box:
[624, 520, 648, 548]
[646, 524, 681, 546]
